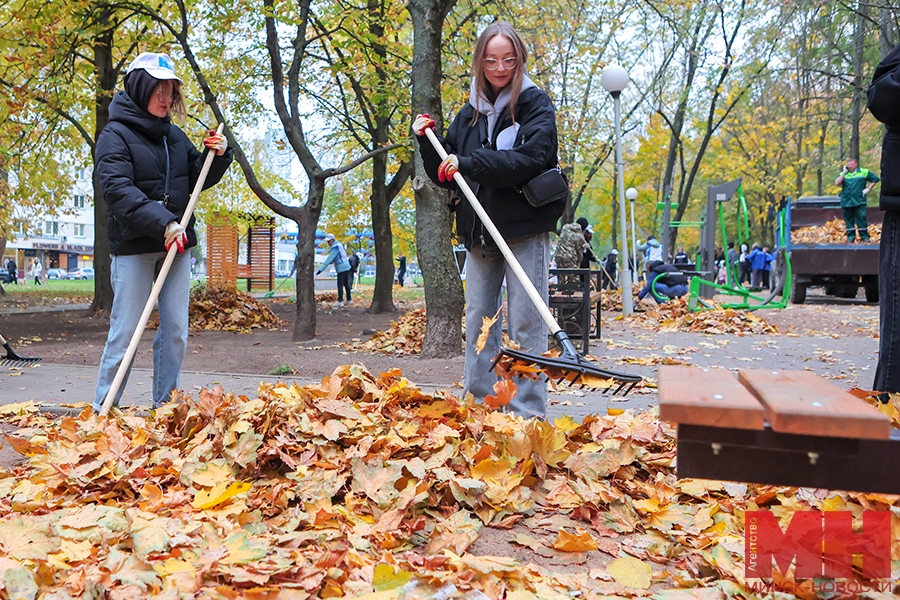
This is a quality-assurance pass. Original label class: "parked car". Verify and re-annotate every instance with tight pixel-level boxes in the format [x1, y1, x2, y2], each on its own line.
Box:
[275, 269, 292, 278]
[67, 268, 95, 280]
[0, 269, 15, 284]
[46, 268, 67, 280]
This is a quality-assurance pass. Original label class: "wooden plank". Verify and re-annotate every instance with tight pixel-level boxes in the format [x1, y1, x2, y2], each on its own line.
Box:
[658, 366, 765, 430]
[737, 369, 890, 440]
[549, 291, 602, 305]
[676, 424, 900, 494]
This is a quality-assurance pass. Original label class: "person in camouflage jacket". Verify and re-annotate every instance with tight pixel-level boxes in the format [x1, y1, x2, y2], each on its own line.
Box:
[554, 222, 590, 268]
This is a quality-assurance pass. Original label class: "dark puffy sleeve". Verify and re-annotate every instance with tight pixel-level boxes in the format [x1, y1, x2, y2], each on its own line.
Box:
[868, 43, 900, 127]
[416, 120, 458, 191]
[458, 90, 557, 188]
[96, 126, 176, 240]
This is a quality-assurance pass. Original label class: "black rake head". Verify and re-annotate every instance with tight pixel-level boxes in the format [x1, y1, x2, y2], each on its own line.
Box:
[491, 329, 642, 396]
[2, 343, 42, 367]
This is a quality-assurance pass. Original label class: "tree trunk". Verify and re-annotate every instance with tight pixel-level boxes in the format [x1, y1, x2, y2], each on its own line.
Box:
[90, 13, 114, 314]
[409, 0, 464, 358]
[368, 146, 396, 313]
[850, 1, 867, 160]
[293, 202, 319, 340]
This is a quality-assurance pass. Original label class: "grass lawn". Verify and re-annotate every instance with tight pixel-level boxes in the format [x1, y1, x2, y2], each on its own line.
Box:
[2, 278, 95, 301]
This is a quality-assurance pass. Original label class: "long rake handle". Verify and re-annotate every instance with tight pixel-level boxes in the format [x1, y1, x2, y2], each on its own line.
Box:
[424, 129, 562, 337]
[99, 123, 225, 416]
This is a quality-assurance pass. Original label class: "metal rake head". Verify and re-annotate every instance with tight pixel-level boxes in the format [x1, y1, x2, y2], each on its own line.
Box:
[2, 343, 42, 367]
[492, 328, 643, 396]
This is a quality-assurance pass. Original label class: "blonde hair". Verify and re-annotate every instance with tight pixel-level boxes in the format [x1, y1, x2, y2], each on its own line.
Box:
[169, 81, 186, 123]
[470, 21, 528, 126]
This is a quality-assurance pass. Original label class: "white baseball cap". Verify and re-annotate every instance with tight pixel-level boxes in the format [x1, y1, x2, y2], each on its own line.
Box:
[324, 233, 336, 242]
[585, 225, 594, 234]
[126, 52, 183, 84]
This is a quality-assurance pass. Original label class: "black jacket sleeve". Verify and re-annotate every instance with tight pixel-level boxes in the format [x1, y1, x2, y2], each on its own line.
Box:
[457, 91, 557, 188]
[868, 43, 900, 126]
[96, 126, 177, 241]
[416, 126, 457, 191]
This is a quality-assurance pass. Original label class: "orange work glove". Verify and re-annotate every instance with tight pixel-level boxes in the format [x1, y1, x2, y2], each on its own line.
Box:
[413, 113, 436, 136]
[203, 130, 227, 156]
[438, 154, 459, 182]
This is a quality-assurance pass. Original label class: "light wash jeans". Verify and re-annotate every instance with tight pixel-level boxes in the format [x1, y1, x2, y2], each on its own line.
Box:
[464, 232, 549, 419]
[93, 251, 191, 411]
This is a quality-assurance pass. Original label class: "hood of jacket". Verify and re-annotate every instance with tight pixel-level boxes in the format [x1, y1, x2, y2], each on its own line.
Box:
[469, 75, 537, 139]
[108, 90, 171, 142]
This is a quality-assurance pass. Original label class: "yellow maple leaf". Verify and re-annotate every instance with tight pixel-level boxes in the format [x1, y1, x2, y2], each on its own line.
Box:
[475, 307, 502, 354]
[553, 528, 599, 552]
[606, 555, 652, 588]
[191, 480, 251, 510]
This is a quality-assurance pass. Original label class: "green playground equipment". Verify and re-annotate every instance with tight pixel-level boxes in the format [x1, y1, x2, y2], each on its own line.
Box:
[686, 183, 792, 311]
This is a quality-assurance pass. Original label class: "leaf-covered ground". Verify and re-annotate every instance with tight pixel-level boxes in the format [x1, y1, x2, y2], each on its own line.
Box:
[0, 366, 897, 599]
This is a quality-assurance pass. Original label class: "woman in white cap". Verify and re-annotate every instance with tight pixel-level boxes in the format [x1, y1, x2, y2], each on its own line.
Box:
[93, 52, 232, 412]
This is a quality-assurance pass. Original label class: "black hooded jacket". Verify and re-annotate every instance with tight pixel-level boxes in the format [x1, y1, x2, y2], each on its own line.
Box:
[868, 42, 900, 212]
[95, 90, 232, 255]
[418, 86, 563, 249]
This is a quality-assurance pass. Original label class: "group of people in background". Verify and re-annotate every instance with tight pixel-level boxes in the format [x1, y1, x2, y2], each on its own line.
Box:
[4, 258, 45, 285]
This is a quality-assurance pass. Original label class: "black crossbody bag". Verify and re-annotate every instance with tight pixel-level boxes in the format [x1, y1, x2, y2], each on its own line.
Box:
[520, 166, 569, 208]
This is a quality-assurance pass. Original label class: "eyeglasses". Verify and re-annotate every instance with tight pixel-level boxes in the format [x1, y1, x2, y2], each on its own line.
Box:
[156, 87, 175, 103]
[484, 57, 517, 71]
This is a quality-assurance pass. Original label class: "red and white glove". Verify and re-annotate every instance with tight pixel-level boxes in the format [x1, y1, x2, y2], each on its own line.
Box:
[164, 222, 188, 254]
[413, 113, 436, 136]
[203, 130, 227, 156]
[438, 154, 459, 182]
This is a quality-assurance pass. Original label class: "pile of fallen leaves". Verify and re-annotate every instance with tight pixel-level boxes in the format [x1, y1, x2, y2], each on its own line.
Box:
[353, 308, 430, 355]
[600, 288, 641, 312]
[1, 366, 897, 598]
[316, 292, 339, 303]
[792, 218, 882, 244]
[629, 298, 778, 335]
[148, 285, 282, 332]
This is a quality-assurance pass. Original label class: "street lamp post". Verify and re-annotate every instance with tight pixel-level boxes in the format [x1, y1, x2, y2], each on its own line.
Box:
[601, 64, 632, 316]
[626, 187, 638, 285]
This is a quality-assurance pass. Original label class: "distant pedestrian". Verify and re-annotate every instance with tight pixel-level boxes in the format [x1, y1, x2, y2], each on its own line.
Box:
[317, 233, 352, 304]
[554, 222, 589, 269]
[603, 249, 618, 290]
[347, 251, 361, 290]
[396, 254, 406, 286]
[739, 244, 751, 285]
[29, 258, 42, 285]
[575, 217, 599, 269]
[673, 247, 688, 265]
[748, 244, 766, 289]
[5, 259, 17, 285]
[637, 236, 664, 273]
[835, 157, 879, 242]
[726, 241, 739, 285]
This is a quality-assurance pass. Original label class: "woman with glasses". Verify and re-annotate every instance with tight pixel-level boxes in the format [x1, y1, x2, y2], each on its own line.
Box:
[93, 52, 232, 412]
[413, 21, 563, 419]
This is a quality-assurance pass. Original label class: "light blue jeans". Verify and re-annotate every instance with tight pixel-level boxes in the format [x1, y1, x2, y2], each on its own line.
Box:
[464, 232, 549, 419]
[93, 251, 191, 411]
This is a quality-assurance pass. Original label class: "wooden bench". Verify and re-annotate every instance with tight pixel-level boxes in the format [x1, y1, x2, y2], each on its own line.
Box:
[658, 366, 898, 494]
[549, 268, 602, 354]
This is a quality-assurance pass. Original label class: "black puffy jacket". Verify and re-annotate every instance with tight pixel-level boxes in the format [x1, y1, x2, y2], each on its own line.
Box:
[868, 43, 900, 212]
[95, 91, 232, 255]
[418, 85, 563, 249]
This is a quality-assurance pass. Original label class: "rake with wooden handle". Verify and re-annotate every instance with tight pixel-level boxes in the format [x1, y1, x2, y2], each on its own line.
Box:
[423, 128, 641, 394]
[98, 123, 225, 416]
